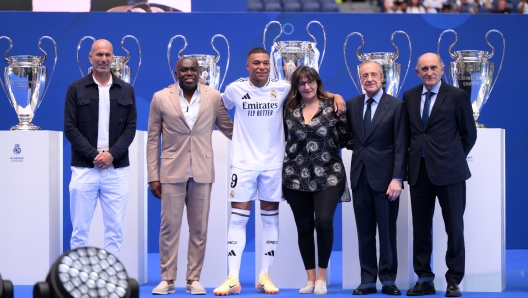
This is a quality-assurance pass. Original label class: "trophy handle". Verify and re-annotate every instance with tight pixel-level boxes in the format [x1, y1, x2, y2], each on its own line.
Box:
[211, 34, 230, 91]
[121, 35, 142, 86]
[263, 20, 282, 53]
[77, 36, 96, 77]
[391, 30, 412, 97]
[485, 29, 505, 97]
[38, 36, 58, 108]
[343, 32, 364, 94]
[306, 20, 326, 71]
[0, 36, 13, 103]
[437, 29, 458, 59]
[167, 35, 188, 83]
[437, 29, 458, 83]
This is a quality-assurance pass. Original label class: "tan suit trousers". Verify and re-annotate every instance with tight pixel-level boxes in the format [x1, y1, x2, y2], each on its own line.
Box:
[159, 178, 212, 281]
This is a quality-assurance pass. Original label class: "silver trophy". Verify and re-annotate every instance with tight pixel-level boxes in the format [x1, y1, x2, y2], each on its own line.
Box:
[167, 34, 230, 91]
[263, 20, 326, 81]
[0, 36, 57, 130]
[344, 31, 411, 97]
[438, 29, 505, 128]
[77, 35, 142, 85]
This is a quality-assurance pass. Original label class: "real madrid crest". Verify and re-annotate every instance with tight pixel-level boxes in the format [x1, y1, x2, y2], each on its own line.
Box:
[13, 144, 21, 155]
[230, 189, 235, 198]
[270, 89, 278, 101]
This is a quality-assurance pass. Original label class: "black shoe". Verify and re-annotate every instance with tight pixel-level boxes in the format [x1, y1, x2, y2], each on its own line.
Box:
[353, 286, 377, 295]
[445, 283, 461, 297]
[382, 285, 401, 295]
[406, 282, 436, 296]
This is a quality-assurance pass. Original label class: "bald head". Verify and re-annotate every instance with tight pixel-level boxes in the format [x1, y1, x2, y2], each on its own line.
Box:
[176, 57, 200, 92]
[88, 39, 114, 79]
[415, 53, 445, 91]
[90, 39, 113, 54]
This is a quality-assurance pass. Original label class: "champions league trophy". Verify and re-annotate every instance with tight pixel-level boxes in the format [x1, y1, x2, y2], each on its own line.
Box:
[263, 20, 326, 81]
[344, 31, 411, 97]
[77, 35, 142, 85]
[167, 34, 230, 91]
[438, 29, 505, 128]
[0, 36, 57, 130]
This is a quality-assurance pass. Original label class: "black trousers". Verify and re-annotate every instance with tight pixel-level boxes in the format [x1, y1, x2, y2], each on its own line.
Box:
[283, 179, 344, 270]
[352, 166, 399, 286]
[410, 158, 466, 285]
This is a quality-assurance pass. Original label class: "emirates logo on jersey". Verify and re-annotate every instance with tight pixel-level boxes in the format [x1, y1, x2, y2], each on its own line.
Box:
[270, 89, 278, 101]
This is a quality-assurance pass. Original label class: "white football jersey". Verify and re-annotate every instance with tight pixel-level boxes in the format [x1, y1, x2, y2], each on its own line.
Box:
[223, 77, 291, 170]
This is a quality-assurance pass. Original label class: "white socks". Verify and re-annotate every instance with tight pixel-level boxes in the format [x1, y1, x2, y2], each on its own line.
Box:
[227, 208, 250, 277]
[260, 209, 279, 275]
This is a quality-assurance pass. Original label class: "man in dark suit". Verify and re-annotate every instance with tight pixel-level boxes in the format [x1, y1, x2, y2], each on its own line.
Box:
[403, 53, 477, 297]
[346, 60, 408, 296]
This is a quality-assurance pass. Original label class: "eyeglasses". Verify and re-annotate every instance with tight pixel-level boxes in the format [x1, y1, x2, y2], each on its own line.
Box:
[297, 80, 315, 88]
[360, 72, 380, 81]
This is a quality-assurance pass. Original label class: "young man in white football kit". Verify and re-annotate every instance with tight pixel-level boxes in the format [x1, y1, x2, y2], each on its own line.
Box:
[213, 47, 345, 296]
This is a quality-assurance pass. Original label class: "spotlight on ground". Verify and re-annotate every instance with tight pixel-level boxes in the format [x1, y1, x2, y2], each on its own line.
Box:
[33, 247, 138, 298]
[0, 274, 13, 298]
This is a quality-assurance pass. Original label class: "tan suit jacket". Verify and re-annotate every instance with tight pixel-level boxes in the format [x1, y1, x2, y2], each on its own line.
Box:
[147, 83, 233, 183]
[147, 83, 233, 281]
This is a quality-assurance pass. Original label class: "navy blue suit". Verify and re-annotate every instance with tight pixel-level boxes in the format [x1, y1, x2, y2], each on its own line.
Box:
[346, 92, 408, 285]
[403, 81, 477, 285]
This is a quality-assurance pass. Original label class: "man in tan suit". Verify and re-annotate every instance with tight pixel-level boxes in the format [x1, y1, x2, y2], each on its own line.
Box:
[147, 57, 233, 295]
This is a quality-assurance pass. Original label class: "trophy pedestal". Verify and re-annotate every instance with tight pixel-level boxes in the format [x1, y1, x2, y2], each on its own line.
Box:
[0, 131, 63, 285]
[88, 130, 148, 284]
[432, 128, 505, 292]
[341, 149, 414, 290]
[255, 203, 330, 288]
[173, 130, 231, 287]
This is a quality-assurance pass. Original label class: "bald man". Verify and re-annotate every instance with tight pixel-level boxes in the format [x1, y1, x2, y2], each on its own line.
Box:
[147, 57, 233, 295]
[64, 39, 137, 257]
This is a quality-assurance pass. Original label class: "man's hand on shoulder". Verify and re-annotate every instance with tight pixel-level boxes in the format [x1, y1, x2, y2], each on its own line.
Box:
[325, 92, 346, 115]
[93, 151, 114, 169]
[149, 181, 162, 199]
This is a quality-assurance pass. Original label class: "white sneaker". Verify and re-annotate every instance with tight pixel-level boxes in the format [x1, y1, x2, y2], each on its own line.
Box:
[314, 280, 327, 295]
[299, 281, 315, 294]
[152, 281, 175, 295]
[186, 281, 206, 295]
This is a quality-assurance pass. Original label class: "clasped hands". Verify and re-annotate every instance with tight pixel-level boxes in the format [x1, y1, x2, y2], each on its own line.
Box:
[93, 151, 114, 169]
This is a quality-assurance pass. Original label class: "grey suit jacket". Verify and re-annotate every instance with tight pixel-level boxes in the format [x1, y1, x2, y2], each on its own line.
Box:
[147, 83, 233, 184]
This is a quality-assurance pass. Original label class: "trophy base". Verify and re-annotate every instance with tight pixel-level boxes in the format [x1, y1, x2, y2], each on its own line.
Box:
[10, 123, 41, 131]
[475, 122, 488, 128]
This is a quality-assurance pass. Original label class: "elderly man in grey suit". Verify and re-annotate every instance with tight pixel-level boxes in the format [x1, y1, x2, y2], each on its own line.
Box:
[147, 57, 233, 295]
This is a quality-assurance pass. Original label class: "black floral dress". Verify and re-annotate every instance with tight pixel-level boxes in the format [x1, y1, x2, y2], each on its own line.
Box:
[283, 98, 353, 192]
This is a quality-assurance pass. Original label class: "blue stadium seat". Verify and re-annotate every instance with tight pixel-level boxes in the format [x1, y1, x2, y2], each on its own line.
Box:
[263, 0, 281, 2]
[321, 1, 339, 11]
[283, 2, 302, 11]
[302, 1, 321, 11]
[281, 0, 300, 3]
[264, 2, 283, 11]
[247, 1, 264, 11]
[299, 0, 319, 3]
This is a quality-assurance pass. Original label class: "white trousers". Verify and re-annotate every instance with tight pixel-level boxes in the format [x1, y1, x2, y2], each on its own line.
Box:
[69, 165, 129, 257]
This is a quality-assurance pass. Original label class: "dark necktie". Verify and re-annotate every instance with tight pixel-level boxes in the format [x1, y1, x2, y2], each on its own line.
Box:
[364, 98, 374, 136]
[421, 91, 435, 157]
[421, 91, 435, 129]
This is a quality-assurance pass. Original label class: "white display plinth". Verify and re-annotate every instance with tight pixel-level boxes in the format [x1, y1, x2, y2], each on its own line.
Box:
[0, 131, 63, 285]
[432, 128, 505, 292]
[173, 130, 231, 287]
[341, 149, 414, 290]
[88, 130, 148, 284]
